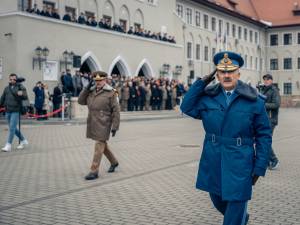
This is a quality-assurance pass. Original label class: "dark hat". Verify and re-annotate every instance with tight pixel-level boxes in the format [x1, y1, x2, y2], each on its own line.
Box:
[263, 74, 273, 80]
[213, 51, 244, 72]
[92, 71, 108, 81]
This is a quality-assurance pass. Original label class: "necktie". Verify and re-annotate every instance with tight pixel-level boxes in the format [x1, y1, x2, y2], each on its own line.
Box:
[226, 92, 231, 105]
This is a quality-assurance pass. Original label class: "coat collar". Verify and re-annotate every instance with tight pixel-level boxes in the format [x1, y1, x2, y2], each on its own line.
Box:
[204, 80, 258, 101]
[92, 84, 113, 96]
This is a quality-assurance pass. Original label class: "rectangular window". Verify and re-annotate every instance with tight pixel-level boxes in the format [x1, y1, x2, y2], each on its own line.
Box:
[212, 48, 216, 59]
[196, 44, 200, 60]
[186, 8, 193, 25]
[65, 6, 76, 19]
[284, 33, 292, 45]
[195, 11, 201, 27]
[255, 57, 258, 70]
[250, 56, 253, 69]
[226, 22, 230, 36]
[284, 83, 292, 95]
[250, 30, 253, 42]
[18, 0, 33, 11]
[218, 20, 223, 35]
[238, 26, 242, 39]
[255, 32, 258, 43]
[298, 33, 300, 44]
[104, 15, 112, 25]
[211, 17, 216, 31]
[204, 14, 209, 29]
[232, 24, 236, 38]
[43, 1, 55, 9]
[176, 4, 183, 18]
[119, 19, 127, 31]
[204, 46, 209, 61]
[244, 55, 248, 68]
[244, 28, 247, 41]
[270, 58, 278, 70]
[298, 57, 300, 69]
[270, 34, 278, 46]
[187, 42, 192, 59]
[284, 58, 292, 69]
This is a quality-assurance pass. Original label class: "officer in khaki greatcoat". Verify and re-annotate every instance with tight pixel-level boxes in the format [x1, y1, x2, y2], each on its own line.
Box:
[78, 71, 120, 180]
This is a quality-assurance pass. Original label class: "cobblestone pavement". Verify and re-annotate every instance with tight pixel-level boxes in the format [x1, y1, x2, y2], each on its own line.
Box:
[0, 109, 299, 225]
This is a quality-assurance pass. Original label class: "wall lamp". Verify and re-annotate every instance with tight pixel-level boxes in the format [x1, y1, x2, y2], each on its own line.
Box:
[32, 46, 49, 70]
[60, 50, 74, 71]
[160, 63, 171, 77]
[174, 65, 183, 75]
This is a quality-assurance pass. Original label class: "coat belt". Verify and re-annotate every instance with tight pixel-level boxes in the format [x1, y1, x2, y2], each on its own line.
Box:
[205, 133, 254, 146]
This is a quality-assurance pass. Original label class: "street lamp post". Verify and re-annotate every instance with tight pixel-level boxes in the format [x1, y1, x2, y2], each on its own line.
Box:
[60, 50, 74, 71]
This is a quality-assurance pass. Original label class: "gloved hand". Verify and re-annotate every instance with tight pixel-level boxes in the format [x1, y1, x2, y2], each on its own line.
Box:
[86, 79, 95, 90]
[252, 175, 259, 185]
[201, 69, 217, 85]
[111, 129, 117, 137]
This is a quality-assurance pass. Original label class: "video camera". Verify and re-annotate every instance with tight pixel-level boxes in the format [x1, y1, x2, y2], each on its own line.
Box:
[16, 77, 26, 83]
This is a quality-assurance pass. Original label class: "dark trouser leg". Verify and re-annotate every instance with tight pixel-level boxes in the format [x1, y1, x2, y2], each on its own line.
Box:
[209, 193, 248, 225]
[223, 200, 248, 225]
[209, 193, 227, 215]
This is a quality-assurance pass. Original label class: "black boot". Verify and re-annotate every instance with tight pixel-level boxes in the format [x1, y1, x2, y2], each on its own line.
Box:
[84, 171, 99, 180]
[108, 163, 119, 173]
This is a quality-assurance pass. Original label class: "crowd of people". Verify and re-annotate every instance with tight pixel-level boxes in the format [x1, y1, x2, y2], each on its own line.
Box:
[26, 4, 176, 44]
[59, 69, 188, 112]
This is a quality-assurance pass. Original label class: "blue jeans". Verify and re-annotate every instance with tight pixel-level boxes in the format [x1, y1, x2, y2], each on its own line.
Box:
[5, 112, 25, 144]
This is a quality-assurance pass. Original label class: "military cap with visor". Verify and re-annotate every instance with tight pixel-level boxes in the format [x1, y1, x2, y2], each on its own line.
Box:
[92, 71, 108, 81]
[213, 51, 244, 72]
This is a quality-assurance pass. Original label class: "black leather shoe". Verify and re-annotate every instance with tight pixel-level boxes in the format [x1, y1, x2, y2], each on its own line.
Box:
[84, 172, 99, 180]
[108, 163, 119, 173]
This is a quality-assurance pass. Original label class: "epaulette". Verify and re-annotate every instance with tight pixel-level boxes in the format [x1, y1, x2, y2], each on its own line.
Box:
[113, 88, 119, 96]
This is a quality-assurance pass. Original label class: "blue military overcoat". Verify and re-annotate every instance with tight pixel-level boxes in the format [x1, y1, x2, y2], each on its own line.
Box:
[181, 79, 271, 201]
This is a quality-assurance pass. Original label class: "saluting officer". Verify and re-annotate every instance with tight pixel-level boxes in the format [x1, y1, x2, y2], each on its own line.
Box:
[181, 51, 272, 225]
[78, 71, 120, 180]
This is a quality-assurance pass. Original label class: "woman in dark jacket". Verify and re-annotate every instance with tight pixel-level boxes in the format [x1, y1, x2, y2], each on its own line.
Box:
[33, 81, 45, 120]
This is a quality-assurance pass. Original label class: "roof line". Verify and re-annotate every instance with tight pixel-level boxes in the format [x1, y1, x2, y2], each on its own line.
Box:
[249, 0, 260, 21]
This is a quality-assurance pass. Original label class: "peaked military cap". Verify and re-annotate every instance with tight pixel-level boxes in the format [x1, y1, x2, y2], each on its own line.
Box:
[213, 51, 244, 72]
[92, 71, 108, 81]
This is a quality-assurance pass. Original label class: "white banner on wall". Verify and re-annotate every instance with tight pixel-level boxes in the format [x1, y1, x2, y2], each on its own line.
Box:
[43, 60, 58, 81]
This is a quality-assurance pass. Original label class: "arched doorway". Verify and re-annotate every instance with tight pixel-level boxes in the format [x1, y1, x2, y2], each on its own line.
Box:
[80, 51, 102, 73]
[80, 61, 91, 73]
[108, 55, 130, 77]
[135, 59, 154, 78]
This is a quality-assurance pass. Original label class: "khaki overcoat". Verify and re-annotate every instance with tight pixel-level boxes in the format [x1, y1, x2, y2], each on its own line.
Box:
[78, 84, 120, 141]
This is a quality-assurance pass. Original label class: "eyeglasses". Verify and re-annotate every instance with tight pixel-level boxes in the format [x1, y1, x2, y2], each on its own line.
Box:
[9, 79, 16, 81]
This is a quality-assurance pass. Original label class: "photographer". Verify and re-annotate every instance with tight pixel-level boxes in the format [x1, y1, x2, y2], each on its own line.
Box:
[0, 74, 29, 152]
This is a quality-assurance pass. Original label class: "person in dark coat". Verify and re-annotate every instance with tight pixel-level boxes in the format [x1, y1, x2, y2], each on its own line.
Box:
[260, 74, 281, 170]
[27, 4, 40, 15]
[61, 69, 74, 95]
[33, 81, 45, 120]
[62, 12, 72, 22]
[151, 84, 162, 110]
[52, 83, 63, 117]
[181, 51, 272, 225]
[51, 8, 60, 19]
[127, 82, 136, 111]
[77, 12, 86, 24]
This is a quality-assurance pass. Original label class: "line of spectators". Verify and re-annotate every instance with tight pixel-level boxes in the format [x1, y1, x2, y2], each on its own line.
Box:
[26, 4, 176, 44]
[59, 70, 188, 111]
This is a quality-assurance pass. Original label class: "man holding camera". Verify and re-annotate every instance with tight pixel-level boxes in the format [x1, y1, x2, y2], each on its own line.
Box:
[78, 71, 120, 180]
[0, 74, 29, 152]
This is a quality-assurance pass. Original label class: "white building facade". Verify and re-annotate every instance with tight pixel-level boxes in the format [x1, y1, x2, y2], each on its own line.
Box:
[0, 0, 299, 102]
